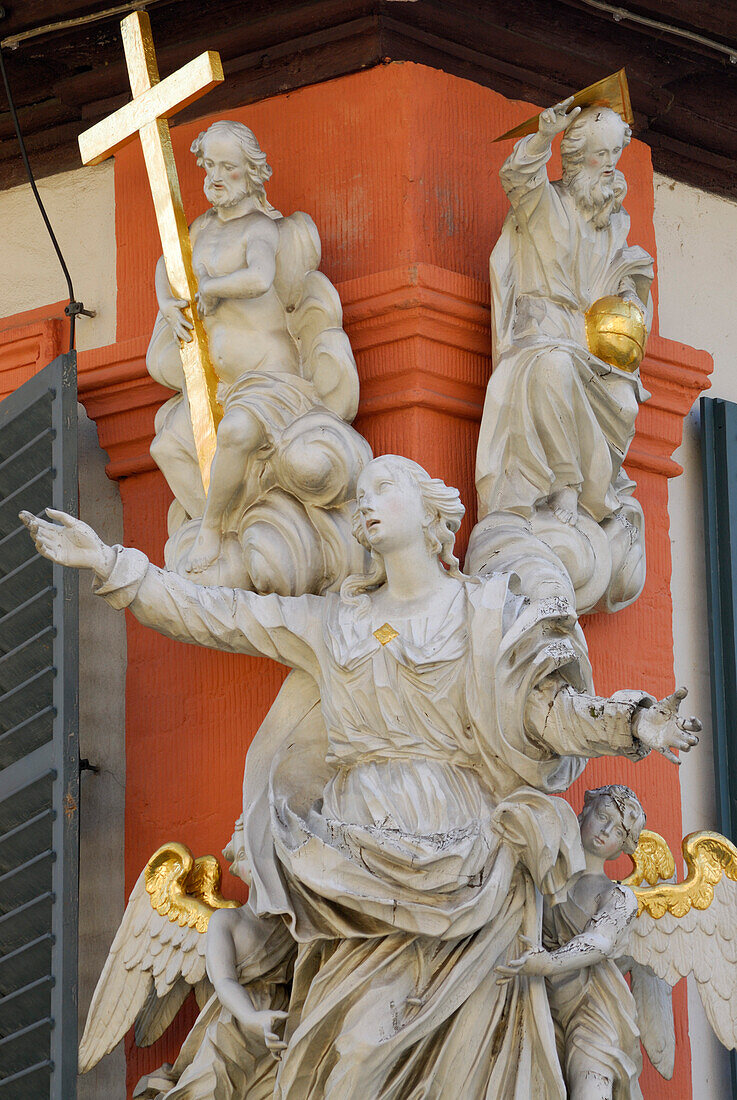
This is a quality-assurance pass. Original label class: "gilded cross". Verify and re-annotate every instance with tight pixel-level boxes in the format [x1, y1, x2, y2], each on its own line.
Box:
[78, 12, 224, 491]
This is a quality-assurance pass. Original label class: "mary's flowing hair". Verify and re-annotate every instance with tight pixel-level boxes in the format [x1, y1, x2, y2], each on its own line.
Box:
[340, 456, 471, 610]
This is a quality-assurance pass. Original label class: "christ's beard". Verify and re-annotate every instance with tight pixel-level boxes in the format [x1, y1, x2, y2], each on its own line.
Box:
[562, 167, 627, 229]
[204, 179, 250, 209]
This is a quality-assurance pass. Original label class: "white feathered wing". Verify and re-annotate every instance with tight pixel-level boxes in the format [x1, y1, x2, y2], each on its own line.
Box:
[626, 958, 675, 1078]
[79, 842, 238, 1073]
[628, 869, 737, 1052]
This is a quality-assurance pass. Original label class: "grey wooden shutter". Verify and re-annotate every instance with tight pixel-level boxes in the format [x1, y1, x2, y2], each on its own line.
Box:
[702, 396, 737, 841]
[0, 354, 78, 1100]
[701, 394, 737, 1098]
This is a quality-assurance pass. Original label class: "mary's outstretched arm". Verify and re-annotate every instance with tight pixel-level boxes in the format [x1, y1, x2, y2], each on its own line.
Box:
[20, 509, 323, 676]
[525, 673, 701, 766]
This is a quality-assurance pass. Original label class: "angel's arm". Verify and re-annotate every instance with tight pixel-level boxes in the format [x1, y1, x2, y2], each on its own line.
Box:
[21, 510, 323, 676]
[497, 885, 638, 982]
[547, 886, 638, 976]
[206, 908, 292, 1054]
[206, 930, 257, 1027]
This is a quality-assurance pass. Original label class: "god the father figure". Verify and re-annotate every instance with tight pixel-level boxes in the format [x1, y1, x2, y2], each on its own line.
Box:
[476, 97, 653, 533]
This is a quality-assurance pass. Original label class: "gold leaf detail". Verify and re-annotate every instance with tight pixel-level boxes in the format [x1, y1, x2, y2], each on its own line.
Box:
[373, 623, 399, 646]
[144, 841, 240, 934]
[622, 829, 675, 887]
[630, 830, 737, 919]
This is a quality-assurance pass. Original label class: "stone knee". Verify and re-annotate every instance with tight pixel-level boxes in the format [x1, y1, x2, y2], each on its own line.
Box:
[215, 407, 265, 458]
[529, 349, 577, 398]
[150, 426, 192, 470]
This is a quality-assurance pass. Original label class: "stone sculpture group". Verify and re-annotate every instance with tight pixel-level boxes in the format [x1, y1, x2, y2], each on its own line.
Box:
[21, 95, 737, 1099]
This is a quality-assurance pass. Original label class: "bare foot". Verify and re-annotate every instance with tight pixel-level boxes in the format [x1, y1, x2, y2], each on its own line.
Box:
[549, 486, 579, 527]
[186, 525, 222, 573]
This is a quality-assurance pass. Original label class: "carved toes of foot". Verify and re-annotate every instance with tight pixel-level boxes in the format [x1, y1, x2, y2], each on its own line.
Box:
[186, 529, 222, 573]
[552, 506, 577, 527]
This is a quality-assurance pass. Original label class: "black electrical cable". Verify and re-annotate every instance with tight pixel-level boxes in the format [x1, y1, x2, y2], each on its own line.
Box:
[0, 45, 93, 352]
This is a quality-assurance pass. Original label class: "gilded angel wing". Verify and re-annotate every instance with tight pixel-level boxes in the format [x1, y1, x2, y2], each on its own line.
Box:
[79, 841, 239, 1073]
[621, 829, 676, 888]
[627, 831, 737, 1052]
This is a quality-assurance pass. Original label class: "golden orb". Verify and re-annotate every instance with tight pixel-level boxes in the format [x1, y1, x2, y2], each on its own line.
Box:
[585, 295, 647, 373]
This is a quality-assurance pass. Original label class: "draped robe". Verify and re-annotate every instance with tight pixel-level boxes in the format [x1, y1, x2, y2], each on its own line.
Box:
[95, 551, 651, 1099]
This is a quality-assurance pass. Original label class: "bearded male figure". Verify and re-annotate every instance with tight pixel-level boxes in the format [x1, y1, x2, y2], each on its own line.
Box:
[469, 98, 654, 614]
[147, 120, 370, 593]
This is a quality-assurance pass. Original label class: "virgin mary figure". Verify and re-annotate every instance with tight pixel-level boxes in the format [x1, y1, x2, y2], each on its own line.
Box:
[21, 457, 696, 1099]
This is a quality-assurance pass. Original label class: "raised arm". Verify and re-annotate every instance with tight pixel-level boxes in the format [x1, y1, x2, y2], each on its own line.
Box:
[524, 674, 700, 766]
[20, 509, 323, 676]
[499, 96, 581, 205]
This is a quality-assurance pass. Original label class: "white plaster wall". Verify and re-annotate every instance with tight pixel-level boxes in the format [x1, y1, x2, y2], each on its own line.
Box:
[656, 172, 737, 1098]
[0, 162, 116, 351]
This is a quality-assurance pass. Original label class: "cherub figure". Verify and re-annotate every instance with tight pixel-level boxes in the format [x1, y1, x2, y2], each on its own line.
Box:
[498, 785, 647, 1100]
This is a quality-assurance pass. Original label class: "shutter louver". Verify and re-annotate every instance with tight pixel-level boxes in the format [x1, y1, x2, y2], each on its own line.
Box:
[0, 354, 78, 1100]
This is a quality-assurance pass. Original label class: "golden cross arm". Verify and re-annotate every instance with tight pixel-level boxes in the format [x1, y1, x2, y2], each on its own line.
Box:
[78, 50, 223, 166]
[77, 11, 223, 491]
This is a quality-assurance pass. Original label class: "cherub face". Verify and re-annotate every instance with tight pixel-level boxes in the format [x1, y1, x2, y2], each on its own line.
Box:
[355, 460, 427, 554]
[580, 796, 629, 861]
[201, 135, 249, 208]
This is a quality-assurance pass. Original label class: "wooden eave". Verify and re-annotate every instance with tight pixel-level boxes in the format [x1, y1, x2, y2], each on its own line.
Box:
[1, 0, 737, 198]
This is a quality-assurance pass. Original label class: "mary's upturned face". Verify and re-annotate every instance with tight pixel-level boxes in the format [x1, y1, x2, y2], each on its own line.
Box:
[356, 461, 426, 553]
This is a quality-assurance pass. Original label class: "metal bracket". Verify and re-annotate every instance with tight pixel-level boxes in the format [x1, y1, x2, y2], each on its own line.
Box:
[64, 302, 96, 319]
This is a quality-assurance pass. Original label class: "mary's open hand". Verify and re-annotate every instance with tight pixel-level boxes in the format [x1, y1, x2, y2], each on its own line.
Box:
[20, 509, 115, 575]
[633, 687, 701, 765]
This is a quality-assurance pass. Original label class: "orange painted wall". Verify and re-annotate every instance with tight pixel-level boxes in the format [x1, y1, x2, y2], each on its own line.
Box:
[0, 61, 712, 1097]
